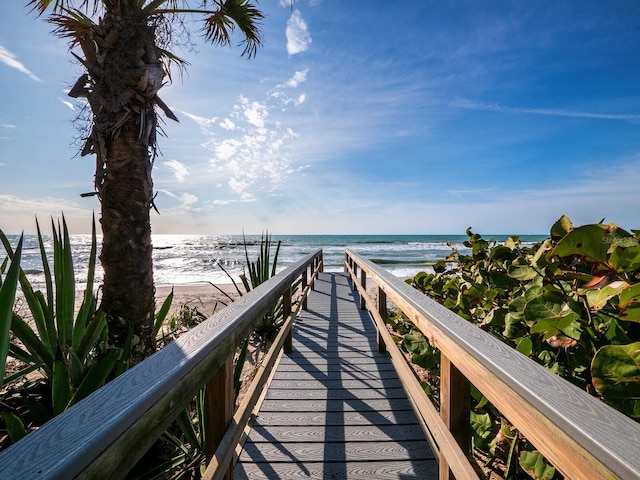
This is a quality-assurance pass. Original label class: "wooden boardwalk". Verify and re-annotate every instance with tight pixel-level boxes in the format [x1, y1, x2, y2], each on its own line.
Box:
[234, 272, 437, 479]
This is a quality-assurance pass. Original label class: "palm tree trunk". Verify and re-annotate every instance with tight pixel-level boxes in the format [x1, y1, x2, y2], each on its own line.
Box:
[99, 118, 156, 362]
[90, 7, 160, 363]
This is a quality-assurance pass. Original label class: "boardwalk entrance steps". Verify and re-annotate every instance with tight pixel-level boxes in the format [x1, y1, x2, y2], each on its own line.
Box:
[234, 272, 437, 479]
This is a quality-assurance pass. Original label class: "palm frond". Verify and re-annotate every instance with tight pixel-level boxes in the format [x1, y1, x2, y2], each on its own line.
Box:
[202, 0, 264, 58]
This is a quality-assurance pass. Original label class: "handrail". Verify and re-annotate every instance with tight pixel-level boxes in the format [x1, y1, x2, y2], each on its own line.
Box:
[344, 249, 640, 480]
[0, 249, 323, 479]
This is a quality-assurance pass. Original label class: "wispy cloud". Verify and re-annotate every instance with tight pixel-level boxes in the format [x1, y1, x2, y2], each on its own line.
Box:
[179, 72, 307, 201]
[162, 159, 189, 183]
[452, 98, 640, 121]
[0, 162, 6, 167]
[59, 98, 75, 110]
[286, 10, 312, 55]
[280, 69, 309, 88]
[0, 44, 42, 82]
[0, 123, 16, 129]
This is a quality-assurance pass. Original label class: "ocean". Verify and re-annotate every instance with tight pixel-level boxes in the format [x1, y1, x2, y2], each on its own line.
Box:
[3, 234, 547, 290]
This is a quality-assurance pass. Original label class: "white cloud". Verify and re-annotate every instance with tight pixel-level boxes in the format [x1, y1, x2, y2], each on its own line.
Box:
[180, 111, 219, 134]
[163, 159, 189, 183]
[59, 98, 75, 111]
[452, 98, 640, 121]
[0, 162, 5, 167]
[238, 96, 268, 128]
[283, 69, 309, 88]
[0, 44, 42, 82]
[0, 123, 16, 129]
[179, 193, 198, 208]
[286, 10, 312, 55]
[219, 118, 236, 130]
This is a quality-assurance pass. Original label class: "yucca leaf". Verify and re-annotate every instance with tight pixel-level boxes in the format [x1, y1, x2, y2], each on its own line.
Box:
[61, 216, 75, 347]
[116, 329, 133, 376]
[162, 430, 194, 458]
[8, 342, 36, 364]
[74, 214, 98, 350]
[234, 337, 249, 393]
[175, 408, 201, 454]
[36, 218, 54, 320]
[70, 352, 82, 387]
[76, 310, 107, 361]
[154, 289, 174, 337]
[17, 272, 52, 354]
[1, 235, 23, 388]
[52, 359, 71, 415]
[69, 349, 119, 407]
[10, 313, 54, 375]
[271, 240, 281, 278]
[2, 362, 42, 386]
[1, 411, 29, 443]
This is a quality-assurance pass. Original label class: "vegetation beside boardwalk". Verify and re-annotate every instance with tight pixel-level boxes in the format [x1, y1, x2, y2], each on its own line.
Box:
[391, 215, 640, 479]
[0, 217, 283, 478]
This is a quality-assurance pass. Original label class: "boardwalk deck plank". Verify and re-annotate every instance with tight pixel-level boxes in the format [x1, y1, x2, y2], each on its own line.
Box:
[235, 272, 438, 479]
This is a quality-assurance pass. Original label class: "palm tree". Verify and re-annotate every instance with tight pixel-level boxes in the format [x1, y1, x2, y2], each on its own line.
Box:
[28, 0, 264, 363]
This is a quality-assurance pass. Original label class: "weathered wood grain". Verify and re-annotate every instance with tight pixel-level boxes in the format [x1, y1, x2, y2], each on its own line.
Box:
[239, 440, 434, 463]
[235, 272, 437, 479]
[234, 460, 438, 479]
[0, 251, 323, 479]
[345, 249, 640, 480]
[246, 424, 427, 443]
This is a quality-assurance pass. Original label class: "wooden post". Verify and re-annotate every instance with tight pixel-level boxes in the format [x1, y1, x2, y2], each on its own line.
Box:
[204, 357, 234, 478]
[359, 269, 367, 310]
[302, 270, 308, 310]
[439, 355, 471, 480]
[377, 287, 387, 353]
[283, 286, 293, 354]
[319, 251, 324, 272]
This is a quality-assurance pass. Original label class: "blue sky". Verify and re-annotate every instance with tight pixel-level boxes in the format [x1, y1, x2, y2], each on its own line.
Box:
[1, 1, 639, 235]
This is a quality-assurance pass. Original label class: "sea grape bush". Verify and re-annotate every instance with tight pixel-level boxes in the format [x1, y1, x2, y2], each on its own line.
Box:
[398, 215, 640, 479]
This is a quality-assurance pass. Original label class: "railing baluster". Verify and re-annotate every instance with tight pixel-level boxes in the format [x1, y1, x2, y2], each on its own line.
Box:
[283, 285, 293, 354]
[377, 286, 387, 353]
[204, 356, 234, 479]
[360, 268, 367, 310]
[439, 355, 471, 480]
[302, 270, 308, 310]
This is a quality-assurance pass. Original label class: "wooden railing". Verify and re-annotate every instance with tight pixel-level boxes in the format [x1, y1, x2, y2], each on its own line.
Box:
[0, 250, 323, 480]
[344, 249, 640, 480]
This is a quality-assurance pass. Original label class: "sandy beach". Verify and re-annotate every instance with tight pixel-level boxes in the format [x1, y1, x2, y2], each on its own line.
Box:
[155, 283, 242, 319]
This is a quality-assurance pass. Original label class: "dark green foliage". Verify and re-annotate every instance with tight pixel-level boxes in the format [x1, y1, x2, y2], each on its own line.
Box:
[0, 216, 127, 448]
[398, 215, 640, 479]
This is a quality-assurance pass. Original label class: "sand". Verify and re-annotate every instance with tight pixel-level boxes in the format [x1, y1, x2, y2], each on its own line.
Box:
[155, 283, 242, 319]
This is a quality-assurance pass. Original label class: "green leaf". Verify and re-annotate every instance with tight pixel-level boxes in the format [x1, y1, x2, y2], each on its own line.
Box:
[52, 360, 71, 416]
[516, 337, 533, 356]
[508, 259, 538, 281]
[76, 310, 107, 362]
[10, 313, 54, 375]
[1, 411, 29, 443]
[552, 224, 607, 263]
[550, 215, 573, 239]
[69, 349, 119, 407]
[154, 289, 174, 337]
[69, 348, 120, 406]
[470, 411, 494, 452]
[608, 245, 640, 273]
[0, 235, 22, 387]
[402, 332, 430, 355]
[591, 342, 640, 418]
[519, 450, 556, 480]
[619, 284, 640, 322]
[175, 407, 202, 454]
[581, 281, 628, 312]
